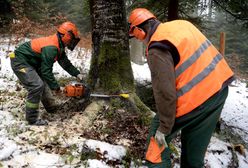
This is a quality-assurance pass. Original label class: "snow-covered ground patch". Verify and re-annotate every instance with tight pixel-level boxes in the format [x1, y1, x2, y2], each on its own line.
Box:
[222, 80, 248, 144]
[132, 62, 151, 83]
[87, 159, 110, 168]
[206, 137, 233, 168]
[84, 140, 126, 161]
[53, 48, 91, 78]
[206, 137, 248, 168]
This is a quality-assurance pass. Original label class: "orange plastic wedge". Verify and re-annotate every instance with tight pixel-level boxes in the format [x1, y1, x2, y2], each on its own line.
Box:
[145, 137, 165, 163]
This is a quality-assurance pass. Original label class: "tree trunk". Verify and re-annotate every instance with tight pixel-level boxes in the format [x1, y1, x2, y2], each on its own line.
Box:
[168, 0, 179, 21]
[88, 0, 134, 94]
[0, 0, 12, 27]
[88, 0, 152, 116]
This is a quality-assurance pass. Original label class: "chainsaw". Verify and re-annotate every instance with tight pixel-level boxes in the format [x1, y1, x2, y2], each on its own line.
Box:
[64, 83, 129, 99]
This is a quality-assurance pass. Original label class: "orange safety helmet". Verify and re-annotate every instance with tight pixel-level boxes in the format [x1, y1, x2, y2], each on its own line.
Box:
[57, 21, 80, 51]
[128, 8, 156, 40]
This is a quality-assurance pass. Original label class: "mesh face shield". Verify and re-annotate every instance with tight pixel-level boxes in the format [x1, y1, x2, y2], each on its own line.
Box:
[67, 31, 81, 51]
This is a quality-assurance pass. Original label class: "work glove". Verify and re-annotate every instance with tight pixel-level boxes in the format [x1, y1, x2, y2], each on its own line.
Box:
[155, 130, 168, 148]
[77, 74, 84, 81]
[52, 87, 62, 96]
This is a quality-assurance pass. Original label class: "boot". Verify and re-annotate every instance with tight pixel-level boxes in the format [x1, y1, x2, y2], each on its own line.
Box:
[26, 108, 48, 126]
[44, 104, 59, 113]
[29, 118, 48, 126]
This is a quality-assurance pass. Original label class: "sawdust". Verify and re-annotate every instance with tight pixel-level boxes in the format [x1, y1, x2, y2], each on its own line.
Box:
[16, 99, 106, 154]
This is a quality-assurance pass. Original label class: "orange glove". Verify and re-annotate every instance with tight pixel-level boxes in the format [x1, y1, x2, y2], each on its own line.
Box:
[146, 137, 165, 163]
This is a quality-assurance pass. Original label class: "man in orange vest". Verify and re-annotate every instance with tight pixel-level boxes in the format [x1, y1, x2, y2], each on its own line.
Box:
[129, 8, 234, 167]
[10, 21, 89, 125]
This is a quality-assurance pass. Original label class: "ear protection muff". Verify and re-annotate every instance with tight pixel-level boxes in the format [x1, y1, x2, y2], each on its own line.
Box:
[61, 31, 72, 45]
[132, 26, 146, 40]
[60, 31, 80, 51]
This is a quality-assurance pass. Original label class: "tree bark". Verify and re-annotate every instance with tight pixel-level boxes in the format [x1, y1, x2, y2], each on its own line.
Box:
[0, 0, 12, 27]
[89, 0, 134, 94]
[88, 0, 153, 116]
[168, 0, 179, 21]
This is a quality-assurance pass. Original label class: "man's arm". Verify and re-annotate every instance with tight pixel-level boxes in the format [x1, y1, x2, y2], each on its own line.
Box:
[40, 46, 60, 90]
[147, 47, 177, 134]
[58, 52, 80, 77]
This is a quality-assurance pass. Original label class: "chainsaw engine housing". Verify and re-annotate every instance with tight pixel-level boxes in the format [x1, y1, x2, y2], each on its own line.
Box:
[64, 84, 85, 97]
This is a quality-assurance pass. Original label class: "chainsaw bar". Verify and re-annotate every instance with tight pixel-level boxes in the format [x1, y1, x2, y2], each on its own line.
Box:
[90, 93, 116, 98]
[90, 93, 129, 99]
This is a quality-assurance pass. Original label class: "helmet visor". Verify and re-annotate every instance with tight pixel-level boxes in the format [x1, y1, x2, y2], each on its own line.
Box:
[67, 31, 80, 51]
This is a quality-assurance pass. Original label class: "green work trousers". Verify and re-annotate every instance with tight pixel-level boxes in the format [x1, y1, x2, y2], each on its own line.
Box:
[10, 57, 57, 122]
[146, 86, 229, 168]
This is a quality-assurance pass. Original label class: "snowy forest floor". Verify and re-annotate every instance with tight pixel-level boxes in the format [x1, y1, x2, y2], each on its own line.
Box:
[0, 37, 248, 168]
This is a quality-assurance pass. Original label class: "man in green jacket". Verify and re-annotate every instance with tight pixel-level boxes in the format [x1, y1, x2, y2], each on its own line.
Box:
[10, 21, 86, 125]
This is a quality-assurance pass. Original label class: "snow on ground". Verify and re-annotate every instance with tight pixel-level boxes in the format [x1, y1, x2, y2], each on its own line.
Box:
[222, 80, 248, 144]
[0, 40, 17, 91]
[87, 159, 110, 168]
[1, 37, 248, 167]
[0, 108, 127, 167]
[84, 140, 126, 161]
[2, 149, 64, 168]
[53, 48, 91, 78]
[132, 62, 151, 83]
[206, 137, 234, 168]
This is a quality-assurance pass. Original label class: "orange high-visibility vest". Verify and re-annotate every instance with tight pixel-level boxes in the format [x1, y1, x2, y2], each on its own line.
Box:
[31, 34, 61, 61]
[148, 20, 234, 117]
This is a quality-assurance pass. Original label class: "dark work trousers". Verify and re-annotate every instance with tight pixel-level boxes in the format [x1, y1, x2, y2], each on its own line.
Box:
[10, 57, 56, 122]
[41, 82, 58, 112]
[145, 86, 229, 168]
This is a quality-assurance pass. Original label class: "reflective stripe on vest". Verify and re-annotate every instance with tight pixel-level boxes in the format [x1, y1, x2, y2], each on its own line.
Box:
[148, 20, 234, 117]
[177, 53, 223, 97]
[175, 39, 212, 78]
